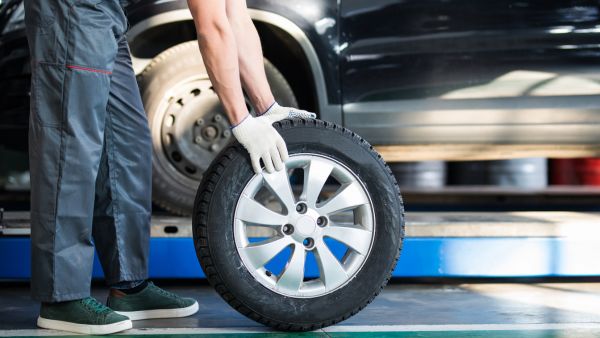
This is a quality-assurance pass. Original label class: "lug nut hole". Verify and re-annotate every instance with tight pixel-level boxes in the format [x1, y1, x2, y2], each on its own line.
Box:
[296, 203, 307, 214]
[282, 224, 294, 235]
[316, 216, 328, 227]
[303, 237, 314, 249]
[171, 151, 182, 162]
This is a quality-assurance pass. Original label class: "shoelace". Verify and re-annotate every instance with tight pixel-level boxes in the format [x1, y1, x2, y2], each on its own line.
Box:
[81, 297, 112, 314]
[149, 283, 179, 299]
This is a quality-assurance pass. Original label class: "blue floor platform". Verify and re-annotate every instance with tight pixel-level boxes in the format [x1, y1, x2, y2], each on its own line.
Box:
[2, 236, 600, 279]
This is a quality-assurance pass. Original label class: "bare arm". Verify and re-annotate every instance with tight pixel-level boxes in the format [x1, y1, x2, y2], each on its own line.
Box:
[225, 0, 275, 114]
[187, 0, 248, 125]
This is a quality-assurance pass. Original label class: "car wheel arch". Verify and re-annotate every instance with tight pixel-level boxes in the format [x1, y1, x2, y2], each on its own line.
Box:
[127, 8, 327, 118]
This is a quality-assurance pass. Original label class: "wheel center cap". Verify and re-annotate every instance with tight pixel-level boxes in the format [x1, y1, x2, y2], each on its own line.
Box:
[296, 216, 316, 236]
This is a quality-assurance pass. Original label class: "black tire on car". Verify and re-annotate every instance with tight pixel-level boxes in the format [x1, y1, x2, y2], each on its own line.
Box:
[192, 118, 405, 331]
[137, 41, 298, 215]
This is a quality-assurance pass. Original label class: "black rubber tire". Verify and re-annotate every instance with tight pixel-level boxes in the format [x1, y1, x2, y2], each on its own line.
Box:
[137, 41, 298, 215]
[192, 119, 405, 331]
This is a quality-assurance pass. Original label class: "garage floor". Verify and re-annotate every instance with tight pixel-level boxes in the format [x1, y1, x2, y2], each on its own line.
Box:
[1, 281, 600, 337]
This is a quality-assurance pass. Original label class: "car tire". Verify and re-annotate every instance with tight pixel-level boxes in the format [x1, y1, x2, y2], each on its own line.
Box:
[192, 118, 405, 331]
[137, 41, 298, 215]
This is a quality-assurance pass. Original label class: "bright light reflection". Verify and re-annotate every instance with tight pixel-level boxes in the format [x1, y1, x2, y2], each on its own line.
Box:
[549, 26, 573, 34]
[463, 283, 600, 318]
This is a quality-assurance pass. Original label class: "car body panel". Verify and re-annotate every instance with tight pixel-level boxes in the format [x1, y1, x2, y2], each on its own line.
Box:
[0, 0, 28, 151]
[340, 0, 600, 145]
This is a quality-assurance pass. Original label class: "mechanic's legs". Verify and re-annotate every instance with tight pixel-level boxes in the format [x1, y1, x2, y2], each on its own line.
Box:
[27, 0, 134, 333]
[92, 34, 199, 323]
[92, 38, 152, 287]
[26, 0, 126, 303]
[225, 0, 275, 113]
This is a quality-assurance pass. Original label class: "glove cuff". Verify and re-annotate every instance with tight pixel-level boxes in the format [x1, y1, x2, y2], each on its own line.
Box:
[230, 113, 251, 129]
[257, 101, 278, 117]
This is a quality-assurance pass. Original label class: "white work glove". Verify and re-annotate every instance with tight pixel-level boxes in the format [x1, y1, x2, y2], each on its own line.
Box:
[232, 114, 289, 174]
[258, 102, 317, 122]
[232, 102, 316, 174]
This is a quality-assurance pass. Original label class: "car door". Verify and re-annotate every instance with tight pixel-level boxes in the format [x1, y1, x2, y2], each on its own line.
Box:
[340, 0, 600, 146]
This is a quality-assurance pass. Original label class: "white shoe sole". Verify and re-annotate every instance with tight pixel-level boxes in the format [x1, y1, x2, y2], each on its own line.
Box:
[37, 316, 132, 335]
[116, 301, 199, 320]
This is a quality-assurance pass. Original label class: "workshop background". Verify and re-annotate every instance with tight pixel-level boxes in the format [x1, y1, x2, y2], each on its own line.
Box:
[2, 0, 600, 337]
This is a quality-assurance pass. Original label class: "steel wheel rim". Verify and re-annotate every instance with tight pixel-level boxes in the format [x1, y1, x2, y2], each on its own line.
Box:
[233, 154, 375, 298]
[157, 76, 232, 180]
[154, 75, 254, 181]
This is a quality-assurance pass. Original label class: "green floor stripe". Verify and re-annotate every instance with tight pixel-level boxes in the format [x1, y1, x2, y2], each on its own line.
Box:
[328, 329, 600, 338]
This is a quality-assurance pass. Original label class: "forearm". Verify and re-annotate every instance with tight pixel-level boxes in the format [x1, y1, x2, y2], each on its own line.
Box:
[187, 0, 248, 125]
[228, 9, 275, 114]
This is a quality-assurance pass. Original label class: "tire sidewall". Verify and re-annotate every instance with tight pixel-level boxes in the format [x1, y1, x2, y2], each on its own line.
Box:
[197, 120, 403, 324]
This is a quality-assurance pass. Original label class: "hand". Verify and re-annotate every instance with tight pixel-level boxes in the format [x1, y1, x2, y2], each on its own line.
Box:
[231, 115, 288, 174]
[258, 102, 317, 123]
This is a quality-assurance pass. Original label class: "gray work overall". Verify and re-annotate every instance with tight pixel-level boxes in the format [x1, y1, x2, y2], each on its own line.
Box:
[24, 0, 151, 302]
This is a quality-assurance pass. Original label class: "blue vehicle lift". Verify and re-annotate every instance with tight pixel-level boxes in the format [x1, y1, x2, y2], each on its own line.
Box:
[2, 211, 600, 279]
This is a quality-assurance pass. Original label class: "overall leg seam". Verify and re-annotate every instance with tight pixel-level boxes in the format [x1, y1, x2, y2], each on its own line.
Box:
[105, 102, 125, 280]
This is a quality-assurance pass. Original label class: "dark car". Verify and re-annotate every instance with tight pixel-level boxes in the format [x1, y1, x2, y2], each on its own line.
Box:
[2, 0, 600, 214]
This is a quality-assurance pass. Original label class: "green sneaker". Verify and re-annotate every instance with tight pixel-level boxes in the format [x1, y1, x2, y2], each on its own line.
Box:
[37, 297, 132, 335]
[107, 282, 199, 320]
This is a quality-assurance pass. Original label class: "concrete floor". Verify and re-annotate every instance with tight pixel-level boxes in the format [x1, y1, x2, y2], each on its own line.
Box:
[1, 281, 600, 337]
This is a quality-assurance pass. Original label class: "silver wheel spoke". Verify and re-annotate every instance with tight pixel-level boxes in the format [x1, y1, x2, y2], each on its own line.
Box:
[263, 169, 296, 211]
[277, 244, 306, 292]
[317, 181, 369, 216]
[323, 225, 372, 255]
[236, 194, 288, 227]
[235, 154, 374, 298]
[242, 237, 291, 268]
[301, 159, 334, 207]
[315, 241, 347, 288]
